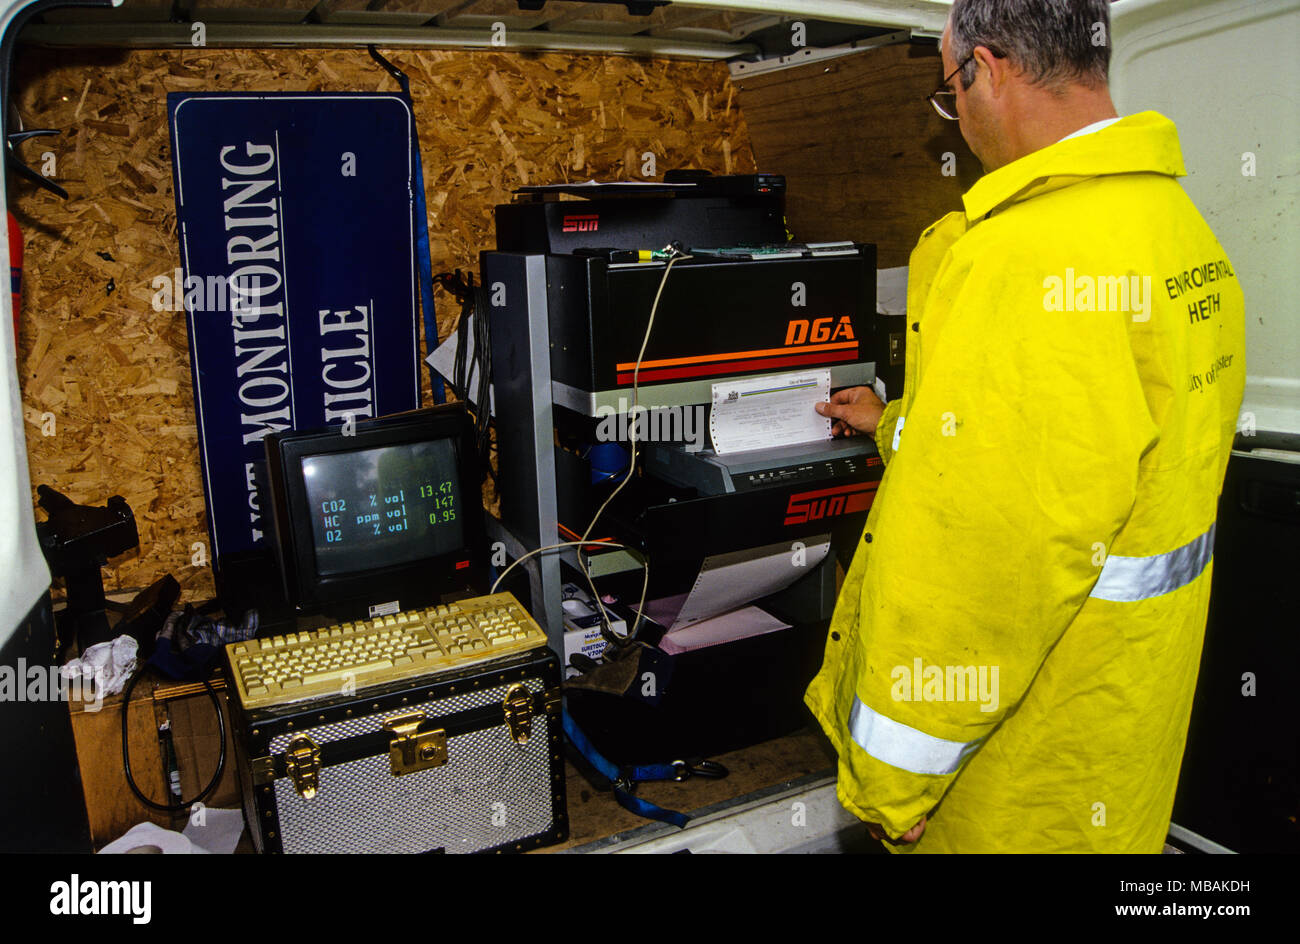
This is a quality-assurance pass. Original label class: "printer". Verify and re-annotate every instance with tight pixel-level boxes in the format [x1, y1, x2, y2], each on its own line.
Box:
[483, 174, 887, 759]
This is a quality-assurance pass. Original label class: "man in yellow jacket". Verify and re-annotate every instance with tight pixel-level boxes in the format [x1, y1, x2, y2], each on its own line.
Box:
[808, 0, 1246, 852]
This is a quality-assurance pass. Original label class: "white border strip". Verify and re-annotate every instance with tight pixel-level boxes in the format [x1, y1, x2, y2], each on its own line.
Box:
[849, 696, 981, 776]
[1090, 526, 1216, 603]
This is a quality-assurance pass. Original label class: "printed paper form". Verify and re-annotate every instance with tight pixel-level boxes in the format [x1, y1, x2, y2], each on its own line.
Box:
[709, 369, 832, 456]
[658, 607, 791, 656]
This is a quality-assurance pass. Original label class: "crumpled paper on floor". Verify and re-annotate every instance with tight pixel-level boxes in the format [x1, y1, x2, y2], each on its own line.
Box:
[62, 634, 138, 698]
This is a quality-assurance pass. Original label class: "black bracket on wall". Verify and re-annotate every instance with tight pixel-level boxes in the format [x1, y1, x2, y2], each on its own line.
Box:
[1, 0, 117, 200]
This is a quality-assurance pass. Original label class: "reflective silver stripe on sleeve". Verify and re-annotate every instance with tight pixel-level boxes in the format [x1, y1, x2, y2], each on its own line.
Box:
[1089, 524, 1216, 602]
[848, 697, 983, 776]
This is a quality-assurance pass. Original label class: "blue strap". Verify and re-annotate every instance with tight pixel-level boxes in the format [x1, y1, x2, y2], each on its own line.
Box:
[409, 135, 445, 405]
[614, 786, 690, 830]
[562, 708, 618, 781]
[563, 709, 690, 829]
[371, 47, 444, 405]
[626, 762, 681, 781]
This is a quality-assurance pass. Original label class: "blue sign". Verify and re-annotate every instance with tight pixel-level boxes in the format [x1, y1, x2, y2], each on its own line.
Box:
[168, 92, 422, 562]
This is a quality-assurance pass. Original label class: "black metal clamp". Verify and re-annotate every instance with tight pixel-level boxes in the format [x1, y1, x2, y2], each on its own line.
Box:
[670, 759, 728, 781]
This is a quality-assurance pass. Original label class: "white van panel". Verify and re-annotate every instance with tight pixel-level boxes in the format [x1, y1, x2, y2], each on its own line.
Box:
[0, 0, 53, 646]
[1112, 0, 1300, 436]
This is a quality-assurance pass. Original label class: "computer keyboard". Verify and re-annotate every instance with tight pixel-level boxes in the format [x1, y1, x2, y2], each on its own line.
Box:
[225, 591, 548, 710]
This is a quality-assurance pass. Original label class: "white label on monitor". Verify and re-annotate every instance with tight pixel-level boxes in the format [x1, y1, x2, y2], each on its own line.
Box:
[369, 600, 402, 618]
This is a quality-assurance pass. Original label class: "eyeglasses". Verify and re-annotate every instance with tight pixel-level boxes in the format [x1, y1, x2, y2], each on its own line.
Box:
[928, 55, 974, 120]
[927, 48, 1005, 120]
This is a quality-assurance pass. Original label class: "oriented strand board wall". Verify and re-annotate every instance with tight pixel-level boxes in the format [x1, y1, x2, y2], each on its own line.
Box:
[735, 41, 981, 268]
[12, 46, 755, 603]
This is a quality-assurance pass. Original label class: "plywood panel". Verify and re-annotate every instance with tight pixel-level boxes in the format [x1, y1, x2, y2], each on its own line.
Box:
[11, 46, 755, 603]
[734, 41, 982, 268]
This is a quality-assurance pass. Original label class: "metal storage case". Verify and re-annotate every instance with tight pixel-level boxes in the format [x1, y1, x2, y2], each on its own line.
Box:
[226, 645, 567, 855]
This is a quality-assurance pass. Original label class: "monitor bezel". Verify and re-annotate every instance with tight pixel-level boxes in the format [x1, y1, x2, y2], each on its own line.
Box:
[263, 405, 488, 620]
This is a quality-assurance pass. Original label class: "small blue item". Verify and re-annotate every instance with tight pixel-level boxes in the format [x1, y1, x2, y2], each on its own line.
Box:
[589, 442, 630, 483]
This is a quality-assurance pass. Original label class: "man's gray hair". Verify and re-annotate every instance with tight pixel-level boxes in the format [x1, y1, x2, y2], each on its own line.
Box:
[949, 0, 1111, 90]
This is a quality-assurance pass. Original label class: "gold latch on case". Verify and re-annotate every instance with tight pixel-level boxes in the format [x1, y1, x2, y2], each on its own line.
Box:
[285, 736, 321, 799]
[504, 684, 534, 745]
[383, 711, 447, 776]
[543, 688, 561, 715]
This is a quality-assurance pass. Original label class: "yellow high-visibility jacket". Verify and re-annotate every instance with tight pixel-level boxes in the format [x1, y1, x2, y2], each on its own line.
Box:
[805, 112, 1246, 852]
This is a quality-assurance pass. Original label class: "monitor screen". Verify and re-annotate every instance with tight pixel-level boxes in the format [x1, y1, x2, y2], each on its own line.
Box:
[260, 404, 487, 619]
[301, 439, 465, 578]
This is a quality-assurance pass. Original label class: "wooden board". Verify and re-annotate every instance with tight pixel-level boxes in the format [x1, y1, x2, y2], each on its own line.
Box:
[734, 40, 982, 268]
[10, 46, 755, 603]
[543, 725, 840, 852]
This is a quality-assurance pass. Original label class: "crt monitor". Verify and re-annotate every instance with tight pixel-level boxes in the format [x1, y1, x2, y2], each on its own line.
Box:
[261, 405, 487, 621]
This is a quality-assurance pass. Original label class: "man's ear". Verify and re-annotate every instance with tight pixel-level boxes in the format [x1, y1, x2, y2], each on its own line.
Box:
[974, 45, 1011, 96]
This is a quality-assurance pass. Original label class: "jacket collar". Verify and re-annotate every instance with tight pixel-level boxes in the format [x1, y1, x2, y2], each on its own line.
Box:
[961, 111, 1187, 220]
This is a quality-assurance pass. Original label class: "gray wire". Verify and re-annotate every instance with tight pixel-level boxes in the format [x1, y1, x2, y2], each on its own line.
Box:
[577, 248, 691, 643]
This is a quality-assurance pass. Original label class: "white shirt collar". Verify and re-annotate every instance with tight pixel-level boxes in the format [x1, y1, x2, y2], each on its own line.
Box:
[1058, 117, 1121, 143]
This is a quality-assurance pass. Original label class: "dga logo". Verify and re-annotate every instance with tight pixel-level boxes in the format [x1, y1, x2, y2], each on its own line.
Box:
[50, 875, 151, 924]
[784, 482, 877, 526]
[561, 213, 599, 233]
[785, 316, 855, 345]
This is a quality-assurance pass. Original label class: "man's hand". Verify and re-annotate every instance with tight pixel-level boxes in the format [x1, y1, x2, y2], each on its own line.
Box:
[817, 386, 885, 437]
[866, 816, 927, 845]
